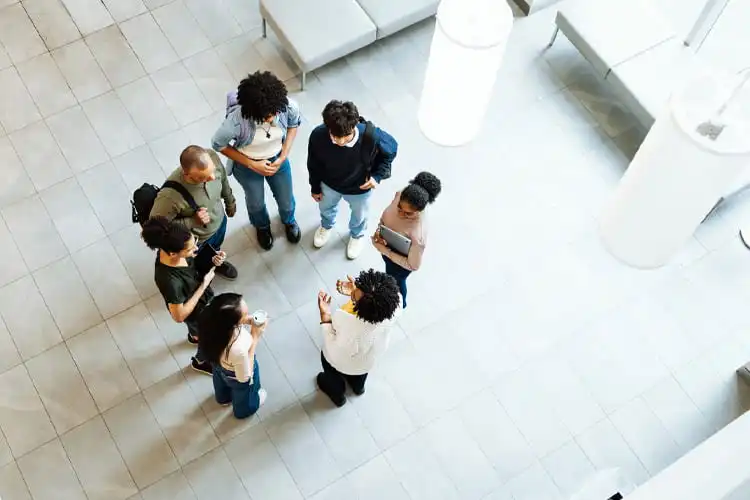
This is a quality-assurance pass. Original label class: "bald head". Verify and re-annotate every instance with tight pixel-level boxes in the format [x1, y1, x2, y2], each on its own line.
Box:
[180, 145, 216, 184]
[180, 145, 210, 171]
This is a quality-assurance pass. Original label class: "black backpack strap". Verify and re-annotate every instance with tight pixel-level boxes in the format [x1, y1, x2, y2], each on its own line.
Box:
[359, 117, 377, 177]
[162, 180, 199, 211]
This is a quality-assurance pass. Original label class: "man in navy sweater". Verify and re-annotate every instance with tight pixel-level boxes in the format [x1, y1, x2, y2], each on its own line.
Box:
[307, 100, 398, 259]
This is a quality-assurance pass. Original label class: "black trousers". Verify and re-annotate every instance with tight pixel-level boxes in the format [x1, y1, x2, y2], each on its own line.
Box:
[383, 255, 411, 308]
[318, 352, 367, 405]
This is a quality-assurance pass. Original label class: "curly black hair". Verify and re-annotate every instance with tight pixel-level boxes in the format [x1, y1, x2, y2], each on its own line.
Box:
[198, 293, 244, 365]
[400, 171, 442, 212]
[322, 100, 360, 137]
[352, 269, 400, 324]
[141, 216, 192, 254]
[237, 71, 289, 122]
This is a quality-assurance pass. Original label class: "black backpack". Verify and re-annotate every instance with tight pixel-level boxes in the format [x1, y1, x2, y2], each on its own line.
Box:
[131, 180, 199, 226]
[359, 116, 378, 176]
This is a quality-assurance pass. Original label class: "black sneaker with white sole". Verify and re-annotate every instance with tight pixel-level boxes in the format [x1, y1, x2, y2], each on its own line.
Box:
[191, 357, 213, 376]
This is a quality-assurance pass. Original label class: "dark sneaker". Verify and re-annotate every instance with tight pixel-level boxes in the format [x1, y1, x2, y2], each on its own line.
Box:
[285, 222, 301, 243]
[256, 227, 274, 251]
[187, 333, 198, 345]
[316, 373, 346, 407]
[352, 386, 365, 396]
[191, 357, 212, 376]
[216, 261, 238, 280]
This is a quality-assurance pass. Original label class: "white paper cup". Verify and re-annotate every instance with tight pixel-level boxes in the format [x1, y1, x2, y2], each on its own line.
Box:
[251, 310, 267, 326]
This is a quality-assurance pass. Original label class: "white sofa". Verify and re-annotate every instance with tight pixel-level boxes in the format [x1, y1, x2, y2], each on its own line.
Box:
[548, 0, 750, 210]
[549, 0, 681, 127]
[259, 0, 439, 90]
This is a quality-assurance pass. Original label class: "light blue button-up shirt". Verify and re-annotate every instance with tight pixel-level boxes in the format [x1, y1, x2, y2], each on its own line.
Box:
[211, 93, 302, 175]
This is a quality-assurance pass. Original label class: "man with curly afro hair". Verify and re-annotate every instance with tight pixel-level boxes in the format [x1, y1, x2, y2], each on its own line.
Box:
[212, 71, 302, 251]
[315, 269, 402, 407]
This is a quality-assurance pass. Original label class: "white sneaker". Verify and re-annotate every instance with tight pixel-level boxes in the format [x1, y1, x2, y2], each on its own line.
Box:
[258, 388, 267, 407]
[313, 226, 332, 248]
[347, 236, 365, 260]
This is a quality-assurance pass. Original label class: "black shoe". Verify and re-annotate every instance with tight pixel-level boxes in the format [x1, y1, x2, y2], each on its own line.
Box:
[191, 357, 212, 376]
[285, 222, 301, 243]
[316, 373, 346, 407]
[187, 333, 198, 345]
[352, 386, 365, 396]
[216, 261, 238, 280]
[256, 227, 274, 251]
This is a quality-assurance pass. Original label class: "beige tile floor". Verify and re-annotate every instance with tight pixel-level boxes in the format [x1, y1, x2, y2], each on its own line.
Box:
[0, 0, 749, 499]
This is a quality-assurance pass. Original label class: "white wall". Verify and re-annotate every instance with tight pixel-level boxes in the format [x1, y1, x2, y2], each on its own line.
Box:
[625, 409, 750, 500]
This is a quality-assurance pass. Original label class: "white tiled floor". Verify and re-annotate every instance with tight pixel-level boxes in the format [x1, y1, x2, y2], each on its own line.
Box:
[0, 0, 748, 499]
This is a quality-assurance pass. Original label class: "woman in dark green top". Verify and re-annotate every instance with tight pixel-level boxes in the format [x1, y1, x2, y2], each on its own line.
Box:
[141, 216, 225, 375]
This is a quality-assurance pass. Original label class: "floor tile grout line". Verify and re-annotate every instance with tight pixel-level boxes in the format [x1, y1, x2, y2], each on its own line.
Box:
[573, 414, 656, 486]
[135, 371, 208, 498]
[1, 4, 747, 498]
[98, 391, 177, 493]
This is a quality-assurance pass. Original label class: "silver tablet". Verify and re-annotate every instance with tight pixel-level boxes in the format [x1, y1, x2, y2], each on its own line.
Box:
[379, 225, 411, 256]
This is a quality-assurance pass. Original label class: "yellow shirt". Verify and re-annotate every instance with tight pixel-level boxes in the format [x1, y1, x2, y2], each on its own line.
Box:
[341, 301, 356, 315]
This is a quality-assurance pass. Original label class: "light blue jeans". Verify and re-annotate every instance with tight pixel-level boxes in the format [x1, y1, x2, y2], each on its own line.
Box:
[319, 183, 372, 238]
[232, 156, 296, 229]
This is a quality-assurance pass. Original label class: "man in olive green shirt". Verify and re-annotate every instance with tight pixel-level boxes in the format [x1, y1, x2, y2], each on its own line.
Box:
[150, 145, 238, 279]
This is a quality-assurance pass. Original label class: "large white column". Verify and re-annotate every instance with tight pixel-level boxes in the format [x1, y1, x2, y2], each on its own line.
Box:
[599, 72, 750, 269]
[418, 0, 513, 147]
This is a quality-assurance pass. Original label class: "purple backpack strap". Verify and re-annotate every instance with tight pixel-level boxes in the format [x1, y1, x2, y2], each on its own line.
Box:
[226, 90, 251, 144]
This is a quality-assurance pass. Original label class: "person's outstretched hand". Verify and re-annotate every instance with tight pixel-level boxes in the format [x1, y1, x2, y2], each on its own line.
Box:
[335, 275, 355, 296]
[318, 291, 332, 323]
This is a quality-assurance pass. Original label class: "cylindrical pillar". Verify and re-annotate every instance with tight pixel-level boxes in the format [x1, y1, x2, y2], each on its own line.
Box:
[599, 73, 750, 269]
[418, 0, 513, 147]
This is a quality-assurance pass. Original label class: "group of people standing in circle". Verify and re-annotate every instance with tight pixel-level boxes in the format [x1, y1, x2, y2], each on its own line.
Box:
[140, 70, 441, 418]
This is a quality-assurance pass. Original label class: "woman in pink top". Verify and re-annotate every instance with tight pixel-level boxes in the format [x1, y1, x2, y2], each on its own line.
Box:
[371, 172, 441, 308]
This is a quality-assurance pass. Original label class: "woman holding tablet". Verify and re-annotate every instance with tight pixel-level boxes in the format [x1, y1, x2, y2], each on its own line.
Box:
[371, 172, 441, 308]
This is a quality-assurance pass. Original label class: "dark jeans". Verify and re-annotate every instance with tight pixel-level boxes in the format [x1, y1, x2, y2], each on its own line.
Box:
[187, 320, 205, 364]
[318, 352, 367, 406]
[213, 359, 262, 419]
[232, 155, 296, 229]
[383, 255, 411, 308]
[181, 218, 226, 364]
[200, 214, 227, 251]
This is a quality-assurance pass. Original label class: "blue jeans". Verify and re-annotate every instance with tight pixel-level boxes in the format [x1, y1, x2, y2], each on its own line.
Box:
[232, 157, 296, 229]
[182, 219, 227, 365]
[213, 359, 262, 419]
[199, 214, 227, 251]
[383, 255, 411, 308]
[319, 183, 372, 238]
